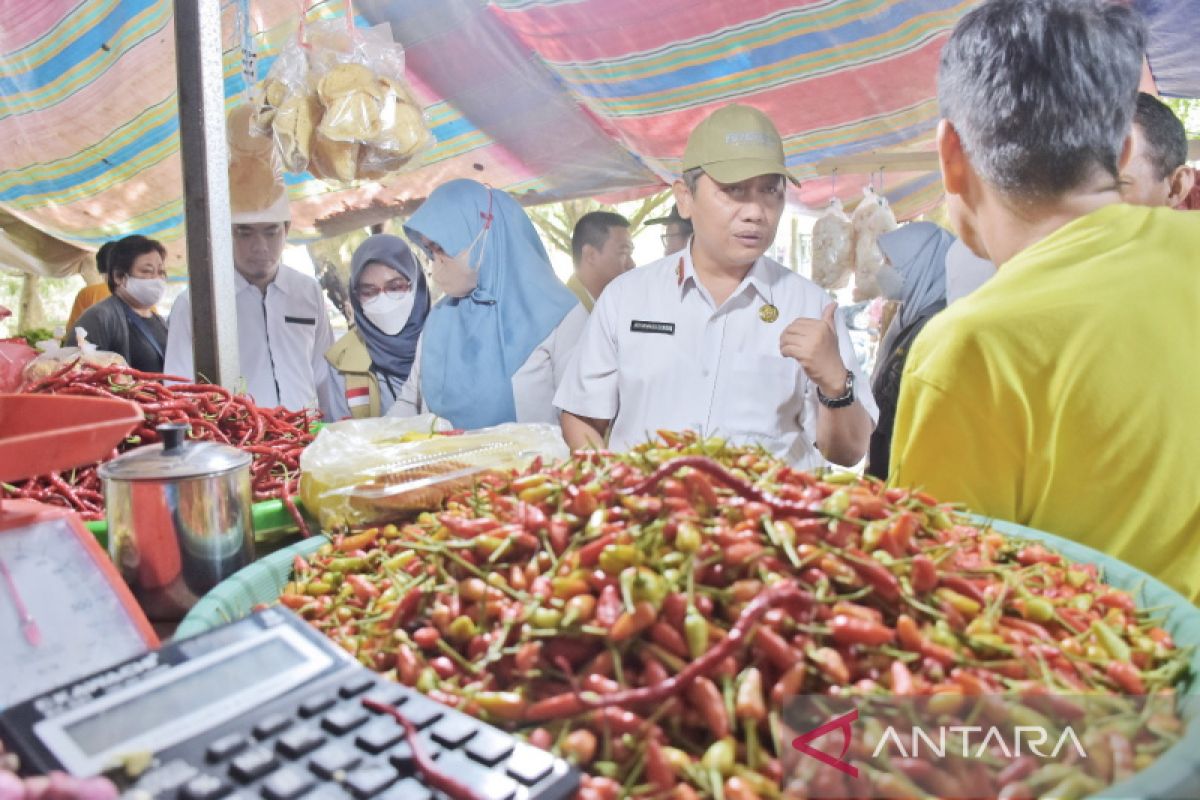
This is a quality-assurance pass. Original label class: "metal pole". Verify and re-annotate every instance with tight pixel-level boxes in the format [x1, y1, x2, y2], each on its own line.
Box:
[173, 0, 239, 388]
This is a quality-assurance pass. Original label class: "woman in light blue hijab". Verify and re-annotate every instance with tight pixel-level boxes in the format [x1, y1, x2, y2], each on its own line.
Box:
[867, 221, 956, 479]
[392, 179, 586, 429]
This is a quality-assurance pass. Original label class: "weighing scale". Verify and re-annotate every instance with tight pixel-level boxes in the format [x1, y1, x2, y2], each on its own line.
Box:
[0, 393, 158, 710]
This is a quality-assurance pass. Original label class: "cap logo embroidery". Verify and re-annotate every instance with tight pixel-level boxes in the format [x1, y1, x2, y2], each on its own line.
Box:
[725, 131, 769, 146]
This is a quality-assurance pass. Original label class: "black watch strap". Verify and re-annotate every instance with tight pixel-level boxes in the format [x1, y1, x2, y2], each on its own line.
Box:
[817, 369, 856, 409]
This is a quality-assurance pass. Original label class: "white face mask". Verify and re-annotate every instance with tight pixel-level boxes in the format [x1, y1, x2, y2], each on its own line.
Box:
[361, 291, 416, 336]
[431, 251, 479, 298]
[123, 277, 167, 308]
[877, 264, 905, 301]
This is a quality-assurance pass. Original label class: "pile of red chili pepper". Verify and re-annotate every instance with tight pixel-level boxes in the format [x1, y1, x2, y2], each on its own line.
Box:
[278, 431, 1191, 800]
[3, 359, 316, 533]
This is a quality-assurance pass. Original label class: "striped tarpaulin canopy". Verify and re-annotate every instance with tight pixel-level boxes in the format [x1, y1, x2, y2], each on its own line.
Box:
[0, 0, 1195, 274]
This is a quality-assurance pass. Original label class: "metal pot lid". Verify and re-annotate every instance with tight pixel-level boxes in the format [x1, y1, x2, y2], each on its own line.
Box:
[98, 423, 252, 481]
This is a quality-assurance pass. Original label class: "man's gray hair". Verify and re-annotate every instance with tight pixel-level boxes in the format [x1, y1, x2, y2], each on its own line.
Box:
[682, 167, 705, 195]
[938, 0, 1146, 200]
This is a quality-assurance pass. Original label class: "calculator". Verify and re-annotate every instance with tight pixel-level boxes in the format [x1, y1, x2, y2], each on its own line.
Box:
[0, 607, 580, 800]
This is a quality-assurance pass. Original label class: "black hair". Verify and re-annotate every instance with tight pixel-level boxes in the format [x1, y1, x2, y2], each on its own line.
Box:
[938, 0, 1145, 200]
[1134, 92, 1189, 179]
[571, 211, 630, 265]
[106, 235, 167, 292]
[95, 241, 116, 275]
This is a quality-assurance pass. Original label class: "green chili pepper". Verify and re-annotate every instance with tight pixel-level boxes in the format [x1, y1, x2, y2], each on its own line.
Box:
[702, 737, 736, 776]
[446, 615, 477, 642]
[823, 488, 852, 515]
[1023, 596, 1055, 623]
[675, 521, 702, 553]
[416, 667, 439, 693]
[531, 607, 563, 629]
[861, 520, 889, 552]
[599, 544, 640, 575]
[622, 566, 668, 607]
[327, 557, 367, 572]
[1066, 569, 1090, 589]
[685, 607, 709, 659]
[1092, 619, 1132, 662]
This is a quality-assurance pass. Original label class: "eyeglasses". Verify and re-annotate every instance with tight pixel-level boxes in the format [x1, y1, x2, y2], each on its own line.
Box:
[356, 278, 412, 301]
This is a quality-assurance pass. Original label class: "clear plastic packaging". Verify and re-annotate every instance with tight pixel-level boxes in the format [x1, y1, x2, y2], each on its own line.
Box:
[851, 187, 898, 301]
[252, 18, 433, 183]
[299, 415, 569, 531]
[810, 198, 854, 289]
[21, 330, 126, 386]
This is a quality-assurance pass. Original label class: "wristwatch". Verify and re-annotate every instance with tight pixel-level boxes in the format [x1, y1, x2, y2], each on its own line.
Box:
[817, 369, 856, 409]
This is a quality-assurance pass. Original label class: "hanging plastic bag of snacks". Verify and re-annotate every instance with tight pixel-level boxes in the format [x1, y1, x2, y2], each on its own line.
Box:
[252, 4, 433, 183]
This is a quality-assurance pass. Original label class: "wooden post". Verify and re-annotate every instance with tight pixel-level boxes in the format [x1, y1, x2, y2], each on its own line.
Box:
[17, 274, 44, 333]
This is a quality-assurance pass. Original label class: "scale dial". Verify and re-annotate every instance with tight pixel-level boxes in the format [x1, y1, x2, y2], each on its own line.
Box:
[0, 515, 154, 709]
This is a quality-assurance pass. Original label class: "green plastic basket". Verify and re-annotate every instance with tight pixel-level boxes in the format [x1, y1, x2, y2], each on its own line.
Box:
[174, 516, 1200, 798]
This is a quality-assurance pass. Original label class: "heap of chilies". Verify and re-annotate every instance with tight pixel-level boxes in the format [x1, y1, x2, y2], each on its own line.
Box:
[279, 431, 1189, 800]
[4, 360, 315, 533]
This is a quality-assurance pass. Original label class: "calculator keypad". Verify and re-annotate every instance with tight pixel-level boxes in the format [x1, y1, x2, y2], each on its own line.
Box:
[170, 670, 576, 800]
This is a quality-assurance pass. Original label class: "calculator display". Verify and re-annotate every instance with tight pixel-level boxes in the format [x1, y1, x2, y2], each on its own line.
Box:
[63, 636, 305, 756]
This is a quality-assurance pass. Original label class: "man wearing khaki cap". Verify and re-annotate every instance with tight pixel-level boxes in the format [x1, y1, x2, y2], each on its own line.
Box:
[555, 104, 876, 467]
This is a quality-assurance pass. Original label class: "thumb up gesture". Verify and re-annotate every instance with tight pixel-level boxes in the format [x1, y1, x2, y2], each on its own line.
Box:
[779, 303, 849, 396]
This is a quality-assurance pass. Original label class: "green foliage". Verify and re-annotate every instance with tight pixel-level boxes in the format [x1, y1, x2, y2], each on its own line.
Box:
[1163, 98, 1200, 138]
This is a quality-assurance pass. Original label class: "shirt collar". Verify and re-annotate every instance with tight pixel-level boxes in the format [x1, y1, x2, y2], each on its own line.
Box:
[234, 263, 291, 296]
[676, 246, 773, 305]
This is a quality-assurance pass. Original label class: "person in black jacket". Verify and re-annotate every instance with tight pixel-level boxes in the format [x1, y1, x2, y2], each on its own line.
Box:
[65, 235, 169, 372]
[866, 222, 955, 479]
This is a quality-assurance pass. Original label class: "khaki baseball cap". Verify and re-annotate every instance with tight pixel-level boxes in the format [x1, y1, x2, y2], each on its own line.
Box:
[682, 104, 797, 185]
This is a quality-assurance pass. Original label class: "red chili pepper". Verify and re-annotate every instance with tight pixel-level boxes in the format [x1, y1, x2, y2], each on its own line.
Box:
[830, 615, 894, 647]
[1106, 661, 1145, 694]
[594, 584, 622, 628]
[686, 676, 729, 739]
[363, 699, 482, 800]
[910, 554, 938, 594]
[345, 575, 379, 602]
[844, 548, 901, 602]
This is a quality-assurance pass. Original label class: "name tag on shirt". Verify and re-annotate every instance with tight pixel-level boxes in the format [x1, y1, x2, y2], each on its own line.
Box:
[630, 320, 675, 335]
[285, 316, 317, 325]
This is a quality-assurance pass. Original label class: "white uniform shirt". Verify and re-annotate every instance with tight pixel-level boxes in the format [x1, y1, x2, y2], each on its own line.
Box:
[389, 304, 589, 425]
[554, 251, 878, 469]
[164, 266, 340, 418]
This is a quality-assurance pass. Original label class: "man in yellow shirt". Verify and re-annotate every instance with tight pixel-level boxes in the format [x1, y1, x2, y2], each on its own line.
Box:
[890, 0, 1200, 603]
[567, 211, 634, 312]
[65, 241, 116, 332]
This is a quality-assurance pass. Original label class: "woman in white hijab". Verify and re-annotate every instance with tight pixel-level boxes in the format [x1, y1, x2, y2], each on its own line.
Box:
[867, 222, 956, 479]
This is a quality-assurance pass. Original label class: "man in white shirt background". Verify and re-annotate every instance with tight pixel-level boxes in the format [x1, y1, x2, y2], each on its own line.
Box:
[556, 104, 876, 468]
[163, 184, 341, 419]
[566, 211, 635, 313]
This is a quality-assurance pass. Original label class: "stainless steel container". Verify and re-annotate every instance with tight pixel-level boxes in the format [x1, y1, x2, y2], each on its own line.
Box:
[100, 422, 255, 621]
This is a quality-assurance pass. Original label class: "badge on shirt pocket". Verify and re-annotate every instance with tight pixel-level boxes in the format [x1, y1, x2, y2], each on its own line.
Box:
[630, 320, 675, 335]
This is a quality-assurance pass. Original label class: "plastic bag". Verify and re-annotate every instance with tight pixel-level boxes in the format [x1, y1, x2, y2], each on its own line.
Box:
[299, 415, 569, 531]
[227, 103, 286, 214]
[810, 198, 854, 289]
[21, 330, 126, 386]
[252, 16, 433, 183]
[0, 339, 38, 392]
[851, 187, 898, 302]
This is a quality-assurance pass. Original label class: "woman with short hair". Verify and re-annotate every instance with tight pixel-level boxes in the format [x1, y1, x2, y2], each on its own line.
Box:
[65, 235, 169, 372]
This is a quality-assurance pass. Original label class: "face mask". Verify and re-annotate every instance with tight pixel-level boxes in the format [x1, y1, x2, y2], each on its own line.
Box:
[431, 251, 479, 298]
[123, 277, 167, 307]
[876, 264, 905, 301]
[361, 291, 416, 336]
